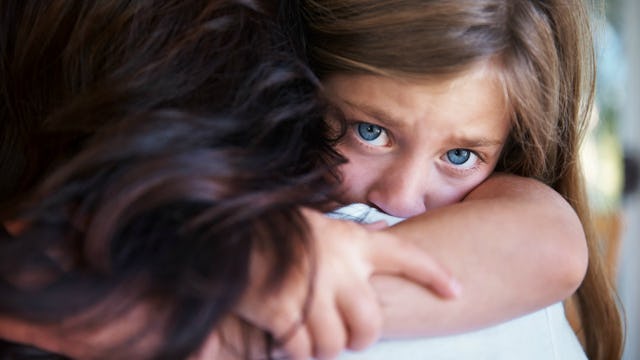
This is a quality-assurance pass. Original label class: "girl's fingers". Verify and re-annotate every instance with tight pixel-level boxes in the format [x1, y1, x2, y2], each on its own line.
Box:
[237, 290, 313, 360]
[276, 322, 312, 360]
[336, 280, 382, 351]
[306, 293, 347, 360]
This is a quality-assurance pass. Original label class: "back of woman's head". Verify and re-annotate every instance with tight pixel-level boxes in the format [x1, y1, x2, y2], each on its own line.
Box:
[1, 0, 339, 358]
[304, 0, 623, 359]
[1, 0, 323, 206]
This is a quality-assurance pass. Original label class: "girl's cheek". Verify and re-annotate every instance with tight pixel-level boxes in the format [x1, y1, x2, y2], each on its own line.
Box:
[336, 163, 367, 201]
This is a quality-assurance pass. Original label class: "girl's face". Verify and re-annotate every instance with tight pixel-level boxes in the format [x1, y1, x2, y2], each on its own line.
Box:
[324, 62, 511, 217]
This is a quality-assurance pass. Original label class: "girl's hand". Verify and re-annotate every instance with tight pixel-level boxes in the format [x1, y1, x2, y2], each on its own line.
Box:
[235, 208, 460, 360]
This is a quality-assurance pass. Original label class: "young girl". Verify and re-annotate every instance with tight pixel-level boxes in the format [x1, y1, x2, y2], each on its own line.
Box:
[227, 1, 622, 358]
[292, 0, 623, 359]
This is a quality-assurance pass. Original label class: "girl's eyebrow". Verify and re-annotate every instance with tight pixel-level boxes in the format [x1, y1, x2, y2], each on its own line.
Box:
[449, 136, 505, 148]
[341, 100, 404, 128]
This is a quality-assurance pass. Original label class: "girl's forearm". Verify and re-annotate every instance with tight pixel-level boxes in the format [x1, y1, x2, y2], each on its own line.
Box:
[375, 173, 587, 337]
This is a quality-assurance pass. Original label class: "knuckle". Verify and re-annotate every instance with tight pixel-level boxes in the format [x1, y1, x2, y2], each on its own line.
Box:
[282, 329, 311, 360]
[264, 302, 301, 341]
[347, 300, 382, 350]
[310, 307, 347, 359]
[314, 334, 346, 360]
[349, 320, 381, 350]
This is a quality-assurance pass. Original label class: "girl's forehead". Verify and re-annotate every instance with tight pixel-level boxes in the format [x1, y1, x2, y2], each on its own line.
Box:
[324, 65, 510, 137]
[325, 58, 507, 104]
[400, 57, 506, 86]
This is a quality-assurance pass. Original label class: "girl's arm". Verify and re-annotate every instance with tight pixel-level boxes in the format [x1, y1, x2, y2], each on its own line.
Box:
[232, 173, 587, 356]
[238, 172, 587, 356]
[375, 172, 588, 337]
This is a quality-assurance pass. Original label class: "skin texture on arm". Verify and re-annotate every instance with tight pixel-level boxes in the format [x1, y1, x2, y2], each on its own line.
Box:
[373, 173, 588, 338]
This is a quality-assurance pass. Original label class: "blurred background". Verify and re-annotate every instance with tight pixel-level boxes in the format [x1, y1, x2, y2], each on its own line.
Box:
[587, 0, 639, 359]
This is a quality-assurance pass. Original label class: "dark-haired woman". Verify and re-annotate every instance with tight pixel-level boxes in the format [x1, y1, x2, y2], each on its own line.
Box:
[0, 1, 456, 359]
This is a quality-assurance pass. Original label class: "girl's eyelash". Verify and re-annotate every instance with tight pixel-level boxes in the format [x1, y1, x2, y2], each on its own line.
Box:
[452, 149, 487, 163]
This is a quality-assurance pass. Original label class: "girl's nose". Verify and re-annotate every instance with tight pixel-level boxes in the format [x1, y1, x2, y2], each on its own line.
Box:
[367, 160, 428, 218]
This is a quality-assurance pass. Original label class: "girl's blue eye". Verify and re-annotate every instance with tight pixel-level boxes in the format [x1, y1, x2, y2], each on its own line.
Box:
[357, 123, 383, 141]
[353, 122, 390, 147]
[446, 149, 471, 165]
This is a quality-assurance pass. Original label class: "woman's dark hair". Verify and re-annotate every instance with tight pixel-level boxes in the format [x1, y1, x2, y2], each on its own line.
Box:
[0, 0, 341, 358]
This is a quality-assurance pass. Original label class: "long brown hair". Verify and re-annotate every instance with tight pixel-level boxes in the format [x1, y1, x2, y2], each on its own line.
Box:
[0, 0, 341, 358]
[303, 0, 623, 359]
